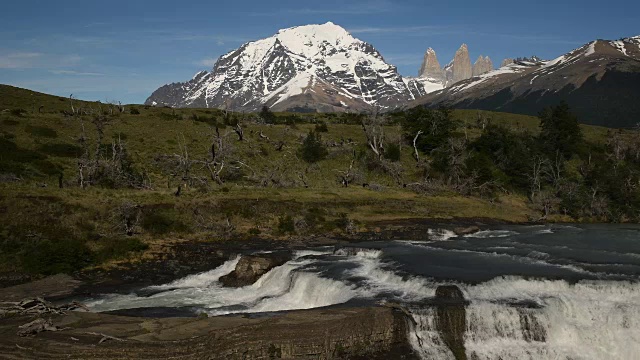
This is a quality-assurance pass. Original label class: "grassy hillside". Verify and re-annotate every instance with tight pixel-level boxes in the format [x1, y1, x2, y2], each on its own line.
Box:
[0, 84, 632, 276]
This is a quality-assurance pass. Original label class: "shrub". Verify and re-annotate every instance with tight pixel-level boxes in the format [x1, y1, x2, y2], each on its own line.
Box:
[277, 215, 295, 234]
[260, 106, 276, 124]
[334, 212, 350, 229]
[385, 143, 401, 162]
[315, 122, 329, 132]
[3, 119, 19, 126]
[130, 108, 140, 115]
[299, 130, 328, 163]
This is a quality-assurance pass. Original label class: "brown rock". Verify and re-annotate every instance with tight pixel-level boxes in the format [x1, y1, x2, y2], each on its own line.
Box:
[472, 56, 493, 76]
[219, 251, 292, 287]
[419, 48, 445, 82]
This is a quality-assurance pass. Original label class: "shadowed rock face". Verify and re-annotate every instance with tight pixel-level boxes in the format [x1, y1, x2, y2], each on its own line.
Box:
[435, 285, 467, 360]
[219, 251, 292, 287]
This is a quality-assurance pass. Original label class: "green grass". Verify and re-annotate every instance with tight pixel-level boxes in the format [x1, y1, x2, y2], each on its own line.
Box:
[0, 83, 621, 275]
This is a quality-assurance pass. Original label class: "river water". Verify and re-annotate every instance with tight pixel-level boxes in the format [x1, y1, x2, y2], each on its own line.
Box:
[85, 224, 640, 359]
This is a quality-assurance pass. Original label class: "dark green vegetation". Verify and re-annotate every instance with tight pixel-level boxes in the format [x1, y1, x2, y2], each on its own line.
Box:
[396, 104, 640, 220]
[1, 84, 638, 277]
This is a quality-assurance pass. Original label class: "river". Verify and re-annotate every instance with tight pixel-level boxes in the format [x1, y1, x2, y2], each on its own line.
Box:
[85, 224, 640, 359]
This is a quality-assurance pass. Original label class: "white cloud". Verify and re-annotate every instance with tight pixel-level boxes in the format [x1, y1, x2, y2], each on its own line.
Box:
[0, 52, 43, 69]
[348, 25, 458, 35]
[249, 0, 394, 16]
[50, 70, 105, 76]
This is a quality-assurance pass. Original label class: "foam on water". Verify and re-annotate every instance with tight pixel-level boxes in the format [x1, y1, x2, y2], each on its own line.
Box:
[464, 230, 519, 238]
[428, 228, 458, 241]
[151, 255, 241, 289]
[86, 256, 356, 315]
[347, 251, 435, 301]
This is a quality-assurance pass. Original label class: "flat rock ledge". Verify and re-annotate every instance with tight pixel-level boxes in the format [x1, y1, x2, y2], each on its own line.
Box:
[0, 306, 417, 359]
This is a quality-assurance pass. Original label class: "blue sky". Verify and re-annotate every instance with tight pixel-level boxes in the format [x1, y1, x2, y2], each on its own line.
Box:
[1, 0, 638, 104]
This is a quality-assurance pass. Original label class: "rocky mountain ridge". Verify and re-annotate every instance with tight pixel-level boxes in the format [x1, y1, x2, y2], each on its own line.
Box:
[411, 35, 640, 127]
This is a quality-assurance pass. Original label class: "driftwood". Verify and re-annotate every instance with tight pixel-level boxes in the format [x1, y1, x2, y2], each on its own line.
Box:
[17, 318, 65, 337]
[86, 332, 127, 344]
[0, 297, 89, 317]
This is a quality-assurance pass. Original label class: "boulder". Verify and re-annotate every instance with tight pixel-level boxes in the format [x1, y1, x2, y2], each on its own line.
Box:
[219, 251, 292, 287]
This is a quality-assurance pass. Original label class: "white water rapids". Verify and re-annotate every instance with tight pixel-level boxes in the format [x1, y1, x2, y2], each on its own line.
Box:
[85, 227, 640, 359]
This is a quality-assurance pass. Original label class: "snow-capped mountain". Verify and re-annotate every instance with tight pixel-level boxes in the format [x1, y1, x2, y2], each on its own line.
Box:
[412, 35, 640, 127]
[146, 22, 434, 112]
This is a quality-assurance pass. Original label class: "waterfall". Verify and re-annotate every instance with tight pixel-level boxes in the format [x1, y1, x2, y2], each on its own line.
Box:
[407, 278, 640, 360]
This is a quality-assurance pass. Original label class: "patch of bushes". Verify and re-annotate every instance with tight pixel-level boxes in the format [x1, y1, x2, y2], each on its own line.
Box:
[10, 109, 26, 117]
[21, 238, 93, 275]
[94, 237, 148, 263]
[142, 209, 189, 235]
[304, 207, 327, 228]
[38, 143, 84, 158]
[26, 125, 58, 138]
[3, 119, 19, 126]
[130, 108, 140, 115]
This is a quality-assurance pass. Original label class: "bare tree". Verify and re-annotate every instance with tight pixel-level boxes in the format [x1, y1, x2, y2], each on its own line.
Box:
[361, 114, 385, 159]
[336, 159, 356, 187]
[527, 155, 548, 201]
[69, 94, 76, 115]
[234, 123, 244, 141]
[412, 130, 423, 162]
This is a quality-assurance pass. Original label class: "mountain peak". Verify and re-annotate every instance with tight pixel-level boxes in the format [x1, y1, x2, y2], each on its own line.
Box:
[146, 22, 434, 112]
[419, 47, 444, 81]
